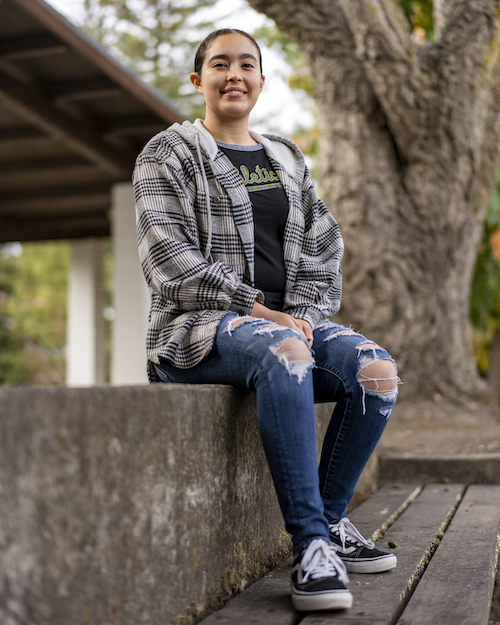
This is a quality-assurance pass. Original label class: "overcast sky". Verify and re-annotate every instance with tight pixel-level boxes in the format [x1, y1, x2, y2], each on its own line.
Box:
[44, 0, 314, 136]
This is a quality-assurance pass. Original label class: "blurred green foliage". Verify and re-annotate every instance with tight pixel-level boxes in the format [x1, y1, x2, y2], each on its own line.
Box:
[253, 25, 313, 96]
[398, 0, 434, 38]
[471, 180, 500, 332]
[0, 241, 69, 385]
[470, 173, 500, 375]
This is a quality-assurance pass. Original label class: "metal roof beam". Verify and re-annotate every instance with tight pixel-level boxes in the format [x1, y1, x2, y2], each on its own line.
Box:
[0, 166, 106, 187]
[0, 125, 46, 141]
[0, 67, 134, 175]
[0, 214, 110, 243]
[14, 0, 185, 126]
[99, 115, 166, 136]
[0, 182, 111, 202]
[0, 33, 67, 60]
[0, 156, 87, 173]
[43, 77, 122, 101]
[0, 129, 55, 150]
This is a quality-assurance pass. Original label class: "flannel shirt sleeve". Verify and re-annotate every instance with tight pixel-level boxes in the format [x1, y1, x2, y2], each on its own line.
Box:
[134, 149, 263, 316]
[284, 166, 344, 328]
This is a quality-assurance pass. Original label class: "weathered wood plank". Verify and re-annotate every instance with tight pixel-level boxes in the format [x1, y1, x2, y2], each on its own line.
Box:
[300, 483, 465, 625]
[396, 485, 500, 625]
[198, 484, 421, 625]
[346, 483, 422, 541]
[197, 557, 298, 625]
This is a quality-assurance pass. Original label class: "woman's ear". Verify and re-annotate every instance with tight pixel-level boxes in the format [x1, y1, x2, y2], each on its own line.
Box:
[190, 72, 203, 93]
[260, 74, 265, 92]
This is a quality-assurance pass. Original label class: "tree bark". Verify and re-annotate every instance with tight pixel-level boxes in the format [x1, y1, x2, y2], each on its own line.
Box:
[247, 0, 500, 400]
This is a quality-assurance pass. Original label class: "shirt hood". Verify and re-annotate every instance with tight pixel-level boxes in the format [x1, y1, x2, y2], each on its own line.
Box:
[168, 119, 303, 179]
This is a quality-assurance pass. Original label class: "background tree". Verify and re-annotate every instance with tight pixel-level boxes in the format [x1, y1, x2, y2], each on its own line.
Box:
[246, 0, 500, 402]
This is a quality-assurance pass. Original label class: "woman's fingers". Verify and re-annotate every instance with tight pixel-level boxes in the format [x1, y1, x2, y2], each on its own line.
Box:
[293, 318, 313, 346]
[250, 303, 313, 346]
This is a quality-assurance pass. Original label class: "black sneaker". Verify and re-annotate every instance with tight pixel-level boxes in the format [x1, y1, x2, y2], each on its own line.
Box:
[329, 517, 397, 573]
[291, 538, 353, 611]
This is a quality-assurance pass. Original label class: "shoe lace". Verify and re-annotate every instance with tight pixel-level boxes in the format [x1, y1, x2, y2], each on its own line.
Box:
[301, 539, 349, 585]
[330, 517, 375, 550]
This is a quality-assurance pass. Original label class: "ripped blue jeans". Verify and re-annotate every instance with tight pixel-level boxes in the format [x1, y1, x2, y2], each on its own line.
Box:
[154, 313, 399, 554]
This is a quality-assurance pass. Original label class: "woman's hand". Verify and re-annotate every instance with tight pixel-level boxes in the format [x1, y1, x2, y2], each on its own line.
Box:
[251, 302, 314, 347]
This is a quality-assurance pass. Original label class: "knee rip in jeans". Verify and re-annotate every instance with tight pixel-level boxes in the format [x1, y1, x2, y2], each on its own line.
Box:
[226, 316, 290, 336]
[225, 316, 257, 335]
[324, 328, 358, 341]
[356, 343, 400, 417]
[225, 318, 313, 383]
[270, 337, 314, 384]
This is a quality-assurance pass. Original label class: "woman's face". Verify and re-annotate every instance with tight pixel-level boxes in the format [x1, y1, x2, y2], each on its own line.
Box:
[190, 33, 265, 124]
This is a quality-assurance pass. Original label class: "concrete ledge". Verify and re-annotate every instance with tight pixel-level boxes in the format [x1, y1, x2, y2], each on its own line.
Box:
[379, 454, 500, 485]
[0, 385, 345, 625]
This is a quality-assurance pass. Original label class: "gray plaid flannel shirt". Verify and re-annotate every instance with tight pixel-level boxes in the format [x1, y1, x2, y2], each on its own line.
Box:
[133, 120, 344, 380]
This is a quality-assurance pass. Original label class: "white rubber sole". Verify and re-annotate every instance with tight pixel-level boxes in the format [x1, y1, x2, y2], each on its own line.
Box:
[343, 553, 397, 574]
[291, 587, 353, 611]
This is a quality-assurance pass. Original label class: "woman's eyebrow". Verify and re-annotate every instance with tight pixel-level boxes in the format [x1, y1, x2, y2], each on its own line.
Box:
[207, 53, 258, 63]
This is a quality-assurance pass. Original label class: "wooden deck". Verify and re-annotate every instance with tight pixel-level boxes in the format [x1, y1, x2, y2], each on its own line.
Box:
[199, 483, 500, 625]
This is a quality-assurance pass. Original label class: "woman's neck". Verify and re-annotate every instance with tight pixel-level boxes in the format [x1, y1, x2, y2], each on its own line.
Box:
[201, 116, 257, 146]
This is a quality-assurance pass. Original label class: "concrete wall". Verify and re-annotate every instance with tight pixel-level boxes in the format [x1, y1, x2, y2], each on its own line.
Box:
[0, 385, 357, 625]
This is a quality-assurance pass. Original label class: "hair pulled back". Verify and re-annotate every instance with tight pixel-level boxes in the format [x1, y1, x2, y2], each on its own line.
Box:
[193, 29, 263, 76]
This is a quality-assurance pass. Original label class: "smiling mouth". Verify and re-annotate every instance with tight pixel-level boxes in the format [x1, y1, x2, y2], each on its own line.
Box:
[222, 90, 246, 95]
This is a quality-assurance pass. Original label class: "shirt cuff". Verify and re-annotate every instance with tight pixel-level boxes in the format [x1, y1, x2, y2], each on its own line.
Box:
[230, 283, 264, 316]
[287, 306, 324, 329]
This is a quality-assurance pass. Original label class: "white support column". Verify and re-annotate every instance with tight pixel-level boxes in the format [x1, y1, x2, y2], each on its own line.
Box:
[111, 182, 149, 385]
[66, 238, 106, 386]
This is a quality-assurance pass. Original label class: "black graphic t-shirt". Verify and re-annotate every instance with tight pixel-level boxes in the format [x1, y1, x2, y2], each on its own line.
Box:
[218, 142, 290, 310]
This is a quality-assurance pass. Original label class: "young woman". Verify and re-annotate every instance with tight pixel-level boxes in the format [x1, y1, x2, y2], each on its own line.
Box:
[133, 28, 399, 612]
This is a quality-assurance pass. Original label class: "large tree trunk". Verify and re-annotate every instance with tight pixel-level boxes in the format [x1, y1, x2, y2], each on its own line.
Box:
[247, 0, 500, 401]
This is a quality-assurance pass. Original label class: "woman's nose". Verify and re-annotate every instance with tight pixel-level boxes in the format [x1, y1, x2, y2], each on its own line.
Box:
[227, 65, 242, 81]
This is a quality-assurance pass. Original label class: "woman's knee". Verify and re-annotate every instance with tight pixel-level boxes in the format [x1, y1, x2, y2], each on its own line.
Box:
[356, 352, 399, 400]
[269, 336, 314, 383]
[224, 316, 314, 383]
[315, 323, 399, 401]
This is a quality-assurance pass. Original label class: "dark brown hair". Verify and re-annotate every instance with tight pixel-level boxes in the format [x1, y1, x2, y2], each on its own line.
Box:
[193, 29, 263, 76]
